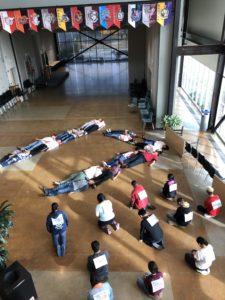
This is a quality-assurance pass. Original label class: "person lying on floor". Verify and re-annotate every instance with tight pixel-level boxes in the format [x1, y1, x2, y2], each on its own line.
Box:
[0, 149, 31, 168]
[80, 119, 105, 134]
[102, 151, 137, 168]
[122, 149, 159, 168]
[89, 163, 122, 188]
[135, 137, 169, 153]
[42, 175, 90, 196]
[55, 128, 86, 144]
[53, 165, 105, 186]
[103, 129, 137, 144]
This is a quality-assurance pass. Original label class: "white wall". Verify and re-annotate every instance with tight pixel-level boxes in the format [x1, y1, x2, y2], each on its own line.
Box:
[128, 26, 146, 83]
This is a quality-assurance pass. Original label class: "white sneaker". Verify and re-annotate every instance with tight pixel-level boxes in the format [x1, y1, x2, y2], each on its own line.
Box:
[204, 214, 212, 218]
[102, 161, 108, 167]
[196, 268, 210, 275]
[115, 223, 120, 231]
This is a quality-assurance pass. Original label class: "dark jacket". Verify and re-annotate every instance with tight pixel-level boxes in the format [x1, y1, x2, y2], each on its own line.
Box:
[174, 203, 193, 226]
[46, 210, 68, 235]
[87, 250, 109, 282]
[140, 215, 163, 244]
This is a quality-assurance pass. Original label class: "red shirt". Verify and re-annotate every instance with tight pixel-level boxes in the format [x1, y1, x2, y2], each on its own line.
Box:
[142, 151, 159, 163]
[204, 194, 222, 217]
[131, 184, 149, 209]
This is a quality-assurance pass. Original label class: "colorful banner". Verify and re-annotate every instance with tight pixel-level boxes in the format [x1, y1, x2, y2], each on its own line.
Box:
[142, 3, 157, 28]
[85, 6, 99, 30]
[70, 6, 84, 30]
[157, 2, 173, 26]
[14, 10, 28, 33]
[56, 7, 70, 31]
[113, 4, 125, 29]
[41, 8, 57, 32]
[99, 5, 114, 29]
[27, 9, 40, 32]
[0, 11, 16, 33]
[128, 3, 142, 28]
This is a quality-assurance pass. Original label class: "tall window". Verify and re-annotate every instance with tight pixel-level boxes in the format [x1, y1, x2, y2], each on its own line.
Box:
[215, 75, 225, 142]
[56, 29, 128, 62]
[181, 56, 215, 111]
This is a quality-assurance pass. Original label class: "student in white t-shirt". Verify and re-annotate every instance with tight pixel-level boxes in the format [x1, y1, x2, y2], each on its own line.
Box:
[185, 236, 216, 275]
[95, 193, 120, 235]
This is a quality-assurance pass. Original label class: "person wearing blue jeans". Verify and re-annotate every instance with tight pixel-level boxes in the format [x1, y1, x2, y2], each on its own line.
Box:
[104, 129, 136, 144]
[46, 202, 69, 256]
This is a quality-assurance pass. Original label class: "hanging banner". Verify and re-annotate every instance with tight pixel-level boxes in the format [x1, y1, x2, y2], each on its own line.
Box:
[142, 3, 157, 28]
[128, 3, 142, 28]
[99, 5, 114, 29]
[27, 9, 40, 32]
[70, 6, 84, 30]
[14, 10, 28, 33]
[85, 6, 99, 30]
[0, 11, 16, 34]
[113, 4, 125, 29]
[41, 8, 57, 32]
[56, 7, 70, 31]
[157, 2, 173, 26]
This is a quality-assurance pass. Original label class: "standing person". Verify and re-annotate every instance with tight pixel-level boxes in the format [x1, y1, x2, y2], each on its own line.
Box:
[185, 236, 216, 275]
[138, 209, 164, 250]
[130, 180, 155, 210]
[197, 186, 222, 218]
[166, 198, 193, 227]
[46, 202, 69, 257]
[95, 193, 120, 235]
[161, 173, 177, 200]
[137, 261, 164, 299]
[87, 240, 109, 285]
[87, 276, 113, 300]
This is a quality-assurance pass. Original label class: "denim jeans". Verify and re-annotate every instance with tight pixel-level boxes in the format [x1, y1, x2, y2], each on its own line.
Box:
[52, 230, 67, 256]
[58, 172, 86, 186]
[124, 154, 145, 168]
[24, 140, 43, 151]
[56, 132, 76, 144]
[45, 182, 74, 196]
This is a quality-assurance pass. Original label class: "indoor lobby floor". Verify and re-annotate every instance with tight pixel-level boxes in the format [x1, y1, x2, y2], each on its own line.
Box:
[0, 65, 224, 300]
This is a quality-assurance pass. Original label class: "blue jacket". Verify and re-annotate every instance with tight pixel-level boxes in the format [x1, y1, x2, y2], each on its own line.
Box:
[46, 210, 68, 234]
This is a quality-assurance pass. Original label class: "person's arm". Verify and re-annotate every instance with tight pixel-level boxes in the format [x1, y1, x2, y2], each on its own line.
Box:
[96, 206, 100, 218]
[112, 170, 120, 180]
[64, 212, 69, 227]
[139, 221, 145, 241]
[46, 215, 52, 233]
[147, 160, 156, 167]
[131, 191, 136, 208]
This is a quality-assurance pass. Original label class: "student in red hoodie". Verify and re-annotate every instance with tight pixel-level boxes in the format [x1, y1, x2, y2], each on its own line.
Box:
[197, 186, 222, 218]
[130, 180, 155, 210]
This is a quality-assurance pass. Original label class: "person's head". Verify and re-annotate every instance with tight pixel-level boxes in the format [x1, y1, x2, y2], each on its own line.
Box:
[131, 180, 137, 187]
[168, 173, 174, 181]
[91, 274, 102, 287]
[148, 261, 159, 274]
[51, 202, 58, 213]
[97, 193, 106, 203]
[206, 186, 214, 196]
[196, 236, 208, 248]
[91, 240, 100, 253]
[177, 197, 184, 206]
[138, 208, 147, 217]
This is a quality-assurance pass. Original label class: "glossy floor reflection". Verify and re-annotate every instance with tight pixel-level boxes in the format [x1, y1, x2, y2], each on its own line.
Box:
[0, 63, 224, 300]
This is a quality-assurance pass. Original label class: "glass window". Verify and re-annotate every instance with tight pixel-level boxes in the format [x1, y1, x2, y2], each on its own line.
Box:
[215, 77, 225, 142]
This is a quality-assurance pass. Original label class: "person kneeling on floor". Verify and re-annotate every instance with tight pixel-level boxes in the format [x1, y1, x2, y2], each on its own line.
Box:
[167, 197, 193, 227]
[185, 236, 215, 275]
[130, 180, 155, 210]
[197, 186, 222, 218]
[138, 209, 164, 250]
[161, 173, 177, 201]
[87, 275, 114, 300]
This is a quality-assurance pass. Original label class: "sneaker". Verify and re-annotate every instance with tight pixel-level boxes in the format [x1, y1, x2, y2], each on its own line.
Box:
[102, 161, 108, 167]
[196, 268, 210, 275]
[204, 214, 213, 218]
[54, 181, 60, 186]
[115, 223, 120, 231]
[91, 184, 97, 189]
[107, 228, 112, 235]
[147, 204, 156, 210]
[106, 128, 111, 133]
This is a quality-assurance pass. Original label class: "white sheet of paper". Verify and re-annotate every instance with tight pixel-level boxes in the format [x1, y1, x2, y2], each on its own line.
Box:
[138, 190, 147, 200]
[93, 254, 108, 269]
[93, 289, 110, 300]
[147, 214, 159, 227]
[169, 183, 177, 192]
[212, 199, 222, 209]
[151, 277, 164, 293]
[51, 214, 64, 228]
[184, 211, 193, 222]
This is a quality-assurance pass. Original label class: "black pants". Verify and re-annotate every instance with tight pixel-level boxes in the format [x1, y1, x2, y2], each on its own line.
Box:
[85, 124, 99, 134]
[197, 205, 207, 214]
[93, 171, 112, 186]
[30, 144, 48, 156]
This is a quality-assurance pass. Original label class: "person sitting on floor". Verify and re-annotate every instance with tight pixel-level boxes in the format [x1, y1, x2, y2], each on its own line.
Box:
[89, 163, 121, 188]
[197, 186, 222, 218]
[87, 275, 114, 300]
[138, 209, 164, 250]
[122, 149, 159, 168]
[104, 129, 137, 144]
[42, 175, 90, 196]
[53, 165, 104, 186]
[161, 173, 177, 201]
[130, 180, 155, 210]
[95, 193, 120, 235]
[102, 151, 136, 168]
[87, 240, 109, 285]
[80, 119, 105, 134]
[137, 261, 164, 299]
[167, 197, 193, 227]
[185, 236, 216, 275]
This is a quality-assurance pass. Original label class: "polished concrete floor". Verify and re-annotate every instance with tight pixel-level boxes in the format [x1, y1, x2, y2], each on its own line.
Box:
[0, 63, 225, 300]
